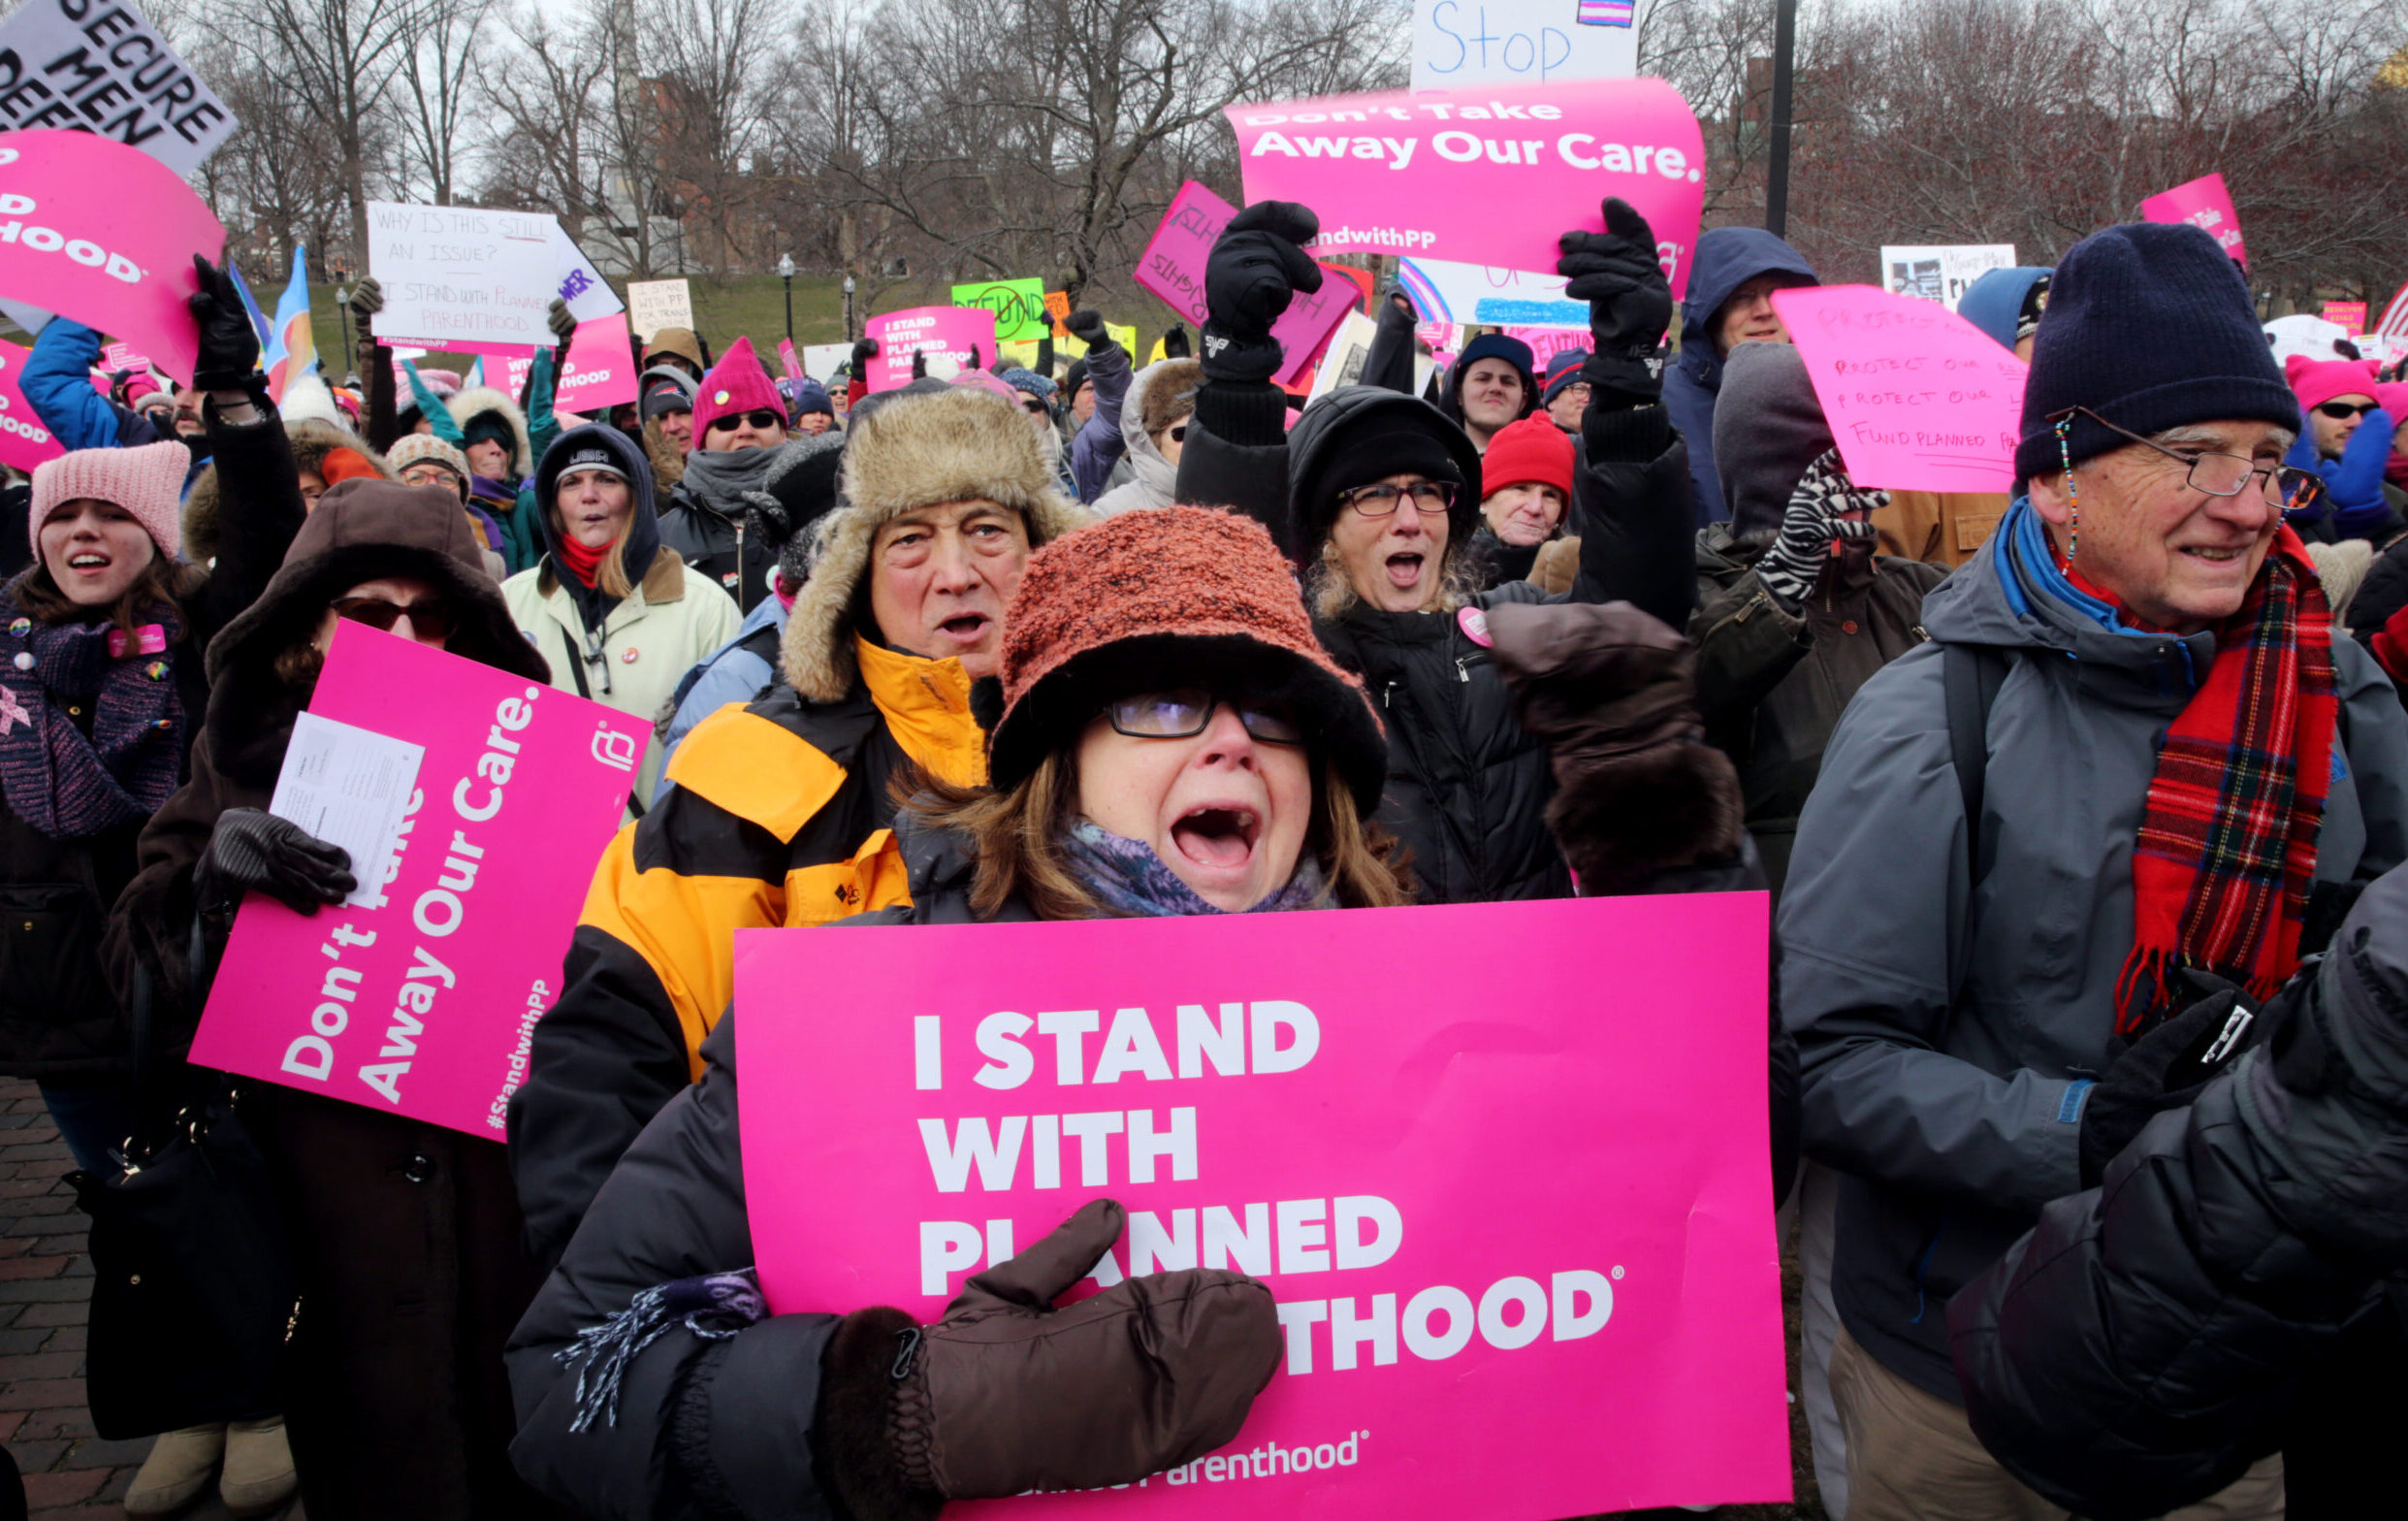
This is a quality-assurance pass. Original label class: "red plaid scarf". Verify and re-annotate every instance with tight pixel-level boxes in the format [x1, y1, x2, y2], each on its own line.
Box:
[2113, 528, 2336, 1034]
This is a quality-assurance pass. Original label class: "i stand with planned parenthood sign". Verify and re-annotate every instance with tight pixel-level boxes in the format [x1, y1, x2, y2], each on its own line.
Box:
[734, 893, 1791, 1518]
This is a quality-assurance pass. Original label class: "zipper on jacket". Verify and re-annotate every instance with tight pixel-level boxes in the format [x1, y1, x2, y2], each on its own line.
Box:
[1454, 656, 1472, 683]
[1382, 680, 1398, 710]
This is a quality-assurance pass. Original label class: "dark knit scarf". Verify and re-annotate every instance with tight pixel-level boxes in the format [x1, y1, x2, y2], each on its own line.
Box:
[0, 596, 183, 839]
[1058, 818, 1331, 917]
[2113, 529, 2337, 1034]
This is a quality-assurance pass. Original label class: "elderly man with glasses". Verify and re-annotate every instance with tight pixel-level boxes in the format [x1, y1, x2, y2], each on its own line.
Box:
[1779, 220, 2408, 1521]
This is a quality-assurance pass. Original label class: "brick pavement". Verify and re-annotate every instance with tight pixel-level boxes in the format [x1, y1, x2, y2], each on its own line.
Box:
[0, 1078, 299, 1521]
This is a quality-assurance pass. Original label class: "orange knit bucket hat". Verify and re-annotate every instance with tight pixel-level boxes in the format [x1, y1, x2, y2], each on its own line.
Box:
[987, 505, 1387, 814]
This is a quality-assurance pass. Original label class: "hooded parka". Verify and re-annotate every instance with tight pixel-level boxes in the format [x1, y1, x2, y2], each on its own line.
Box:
[505, 388, 1093, 1270]
[1781, 502, 2408, 1406]
[1662, 228, 1818, 528]
[1092, 360, 1195, 517]
[103, 479, 567, 1521]
[501, 425, 738, 802]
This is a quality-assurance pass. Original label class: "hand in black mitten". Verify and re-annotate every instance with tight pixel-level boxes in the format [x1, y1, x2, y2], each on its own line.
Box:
[2078, 978, 2265, 1187]
[196, 808, 356, 916]
[820, 1200, 1280, 1518]
[851, 337, 881, 368]
[1557, 197, 1673, 405]
[547, 297, 578, 344]
[1161, 323, 1192, 360]
[189, 254, 261, 394]
[911, 349, 926, 380]
[1064, 308, 1110, 349]
[1201, 202, 1321, 383]
[348, 275, 385, 329]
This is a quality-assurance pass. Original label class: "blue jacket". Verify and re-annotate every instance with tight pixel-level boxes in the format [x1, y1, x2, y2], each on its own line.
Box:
[1955, 267, 2052, 353]
[651, 591, 789, 802]
[1068, 338, 1133, 502]
[2286, 406, 2397, 542]
[1664, 228, 1816, 526]
[19, 320, 205, 488]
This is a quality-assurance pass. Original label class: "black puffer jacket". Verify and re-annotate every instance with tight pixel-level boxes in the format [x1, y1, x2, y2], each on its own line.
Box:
[1178, 380, 1695, 905]
[1947, 863, 2408, 1521]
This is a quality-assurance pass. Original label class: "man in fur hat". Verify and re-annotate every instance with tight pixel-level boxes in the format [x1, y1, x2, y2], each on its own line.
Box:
[507, 386, 1093, 1269]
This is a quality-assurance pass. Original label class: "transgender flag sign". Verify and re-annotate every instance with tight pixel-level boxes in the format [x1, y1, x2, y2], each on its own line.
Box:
[1579, 0, 1634, 23]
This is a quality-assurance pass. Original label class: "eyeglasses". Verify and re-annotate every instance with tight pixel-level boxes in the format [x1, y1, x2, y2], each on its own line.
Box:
[399, 463, 464, 492]
[333, 596, 453, 640]
[2046, 406, 2324, 509]
[708, 409, 783, 433]
[1339, 479, 1456, 517]
[1104, 689, 1304, 746]
[2315, 401, 2381, 421]
[1168, 424, 1188, 443]
[1018, 398, 1050, 416]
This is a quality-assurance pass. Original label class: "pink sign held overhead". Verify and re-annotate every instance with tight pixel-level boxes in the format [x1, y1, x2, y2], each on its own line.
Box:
[863, 306, 997, 391]
[1771, 284, 2030, 495]
[1225, 78, 1705, 298]
[189, 622, 649, 1137]
[1135, 181, 1364, 386]
[0, 338, 61, 472]
[2139, 172, 2247, 270]
[735, 892, 1790, 1519]
[0, 130, 222, 383]
[2321, 301, 2368, 336]
[501, 313, 639, 412]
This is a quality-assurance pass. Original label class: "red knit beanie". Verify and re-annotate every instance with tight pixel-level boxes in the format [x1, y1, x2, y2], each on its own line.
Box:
[1480, 413, 1575, 501]
[29, 440, 187, 562]
[690, 336, 787, 440]
[2286, 354, 2383, 414]
[987, 505, 1387, 814]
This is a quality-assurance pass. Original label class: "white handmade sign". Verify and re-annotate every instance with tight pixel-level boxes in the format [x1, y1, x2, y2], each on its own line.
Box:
[626, 278, 694, 342]
[366, 201, 559, 348]
[1878, 245, 2017, 312]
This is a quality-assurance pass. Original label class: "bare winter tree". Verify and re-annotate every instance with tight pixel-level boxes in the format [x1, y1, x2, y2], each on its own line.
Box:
[396, 0, 495, 205]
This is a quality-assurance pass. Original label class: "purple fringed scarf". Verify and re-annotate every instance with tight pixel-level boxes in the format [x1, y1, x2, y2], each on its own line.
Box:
[0, 599, 182, 839]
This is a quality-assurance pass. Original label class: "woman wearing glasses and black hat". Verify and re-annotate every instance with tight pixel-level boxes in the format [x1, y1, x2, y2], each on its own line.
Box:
[503, 424, 739, 805]
[106, 478, 579, 1520]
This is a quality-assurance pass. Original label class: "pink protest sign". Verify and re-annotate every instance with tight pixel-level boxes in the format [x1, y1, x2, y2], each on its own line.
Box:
[189, 622, 649, 1137]
[1134, 182, 1368, 386]
[1505, 325, 1591, 374]
[100, 341, 151, 373]
[2322, 301, 2368, 336]
[1771, 284, 2029, 495]
[0, 130, 221, 383]
[502, 314, 638, 412]
[736, 892, 1789, 1518]
[864, 306, 998, 391]
[1226, 78, 1704, 299]
[0, 338, 62, 472]
[2139, 172, 2247, 270]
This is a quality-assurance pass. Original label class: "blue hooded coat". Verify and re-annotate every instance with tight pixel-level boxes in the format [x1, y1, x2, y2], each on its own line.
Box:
[1955, 267, 2053, 353]
[1664, 228, 1817, 526]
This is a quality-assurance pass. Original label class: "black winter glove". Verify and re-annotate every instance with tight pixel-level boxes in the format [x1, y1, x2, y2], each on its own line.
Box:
[189, 254, 262, 394]
[1161, 323, 1192, 360]
[2078, 976, 2266, 1188]
[1557, 197, 1673, 405]
[1063, 308, 1110, 350]
[546, 297, 577, 344]
[347, 275, 384, 330]
[851, 337, 881, 369]
[195, 808, 356, 917]
[819, 1200, 1279, 1521]
[910, 349, 926, 380]
[1201, 201, 1321, 384]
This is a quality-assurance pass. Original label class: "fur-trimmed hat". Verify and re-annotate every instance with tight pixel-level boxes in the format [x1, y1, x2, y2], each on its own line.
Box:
[447, 384, 533, 479]
[1140, 358, 1202, 438]
[782, 386, 1092, 703]
[181, 418, 396, 567]
[987, 505, 1386, 815]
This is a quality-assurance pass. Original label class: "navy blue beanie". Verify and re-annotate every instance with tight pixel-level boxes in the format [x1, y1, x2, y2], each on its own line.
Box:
[2012, 222, 2297, 483]
[1542, 348, 1591, 404]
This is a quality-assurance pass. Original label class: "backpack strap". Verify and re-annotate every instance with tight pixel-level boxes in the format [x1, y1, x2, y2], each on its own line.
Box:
[1942, 643, 2009, 1007]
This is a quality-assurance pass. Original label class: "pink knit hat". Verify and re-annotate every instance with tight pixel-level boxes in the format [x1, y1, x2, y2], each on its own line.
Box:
[2285, 354, 2383, 414]
[29, 441, 187, 562]
[2374, 382, 2408, 424]
[690, 336, 786, 440]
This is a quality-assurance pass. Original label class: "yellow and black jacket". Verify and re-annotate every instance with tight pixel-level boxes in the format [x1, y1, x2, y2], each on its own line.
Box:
[506, 635, 982, 1266]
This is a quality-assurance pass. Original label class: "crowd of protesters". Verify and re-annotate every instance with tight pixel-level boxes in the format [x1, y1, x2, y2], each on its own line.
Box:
[0, 172, 2397, 1521]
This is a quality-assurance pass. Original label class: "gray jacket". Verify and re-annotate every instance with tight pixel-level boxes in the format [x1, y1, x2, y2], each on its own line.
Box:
[1781, 507, 2408, 1399]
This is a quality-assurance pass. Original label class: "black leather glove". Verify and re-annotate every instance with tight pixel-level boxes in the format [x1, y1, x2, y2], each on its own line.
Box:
[1557, 197, 1673, 405]
[1201, 201, 1321, 383]
[2078, 976, 2266, 1187]
[820, 1200, 1279, 1519]
[195, 808, 356, 917]
[348, 275, 384, 330]
[1161, 323, 1192, 360]
[851, 337, 881, 369]
[1064, 308, 1110, 350]
[189, 254, 262, 394]
[547, 296, 578, 343]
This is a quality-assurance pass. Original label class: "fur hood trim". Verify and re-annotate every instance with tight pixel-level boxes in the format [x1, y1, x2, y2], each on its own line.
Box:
[783, 386, 1093, 703]
[180, 418, 392, 568]
[447, 384, 533, 478]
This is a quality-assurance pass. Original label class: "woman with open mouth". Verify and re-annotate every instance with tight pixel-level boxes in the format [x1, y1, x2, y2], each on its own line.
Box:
[505, 503, 1393, 1519]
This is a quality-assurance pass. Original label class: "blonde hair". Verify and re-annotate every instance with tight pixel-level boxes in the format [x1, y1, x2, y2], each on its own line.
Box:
[903, 750, 1410, 921]
[1308, 534, 1474, 620]
[547, 502, 637, 599]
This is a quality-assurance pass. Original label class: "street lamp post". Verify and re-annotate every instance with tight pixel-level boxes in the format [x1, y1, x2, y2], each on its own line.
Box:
[843, 273, 857, 342]
[779, 253, 795, 344]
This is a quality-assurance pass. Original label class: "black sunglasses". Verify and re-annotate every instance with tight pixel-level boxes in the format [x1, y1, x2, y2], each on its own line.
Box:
[334, 596, 453, 640]
[709, 408, 783, 432]
[1018, 397, 1050, 415]
[1105, 689, 1303, 746]
[2315, 401, 2381, 421]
